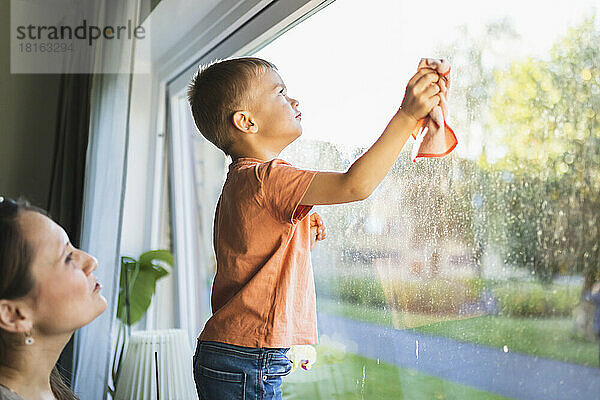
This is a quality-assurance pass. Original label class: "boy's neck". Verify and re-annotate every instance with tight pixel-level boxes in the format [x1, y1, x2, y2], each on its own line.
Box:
[229, 145, 282, 163]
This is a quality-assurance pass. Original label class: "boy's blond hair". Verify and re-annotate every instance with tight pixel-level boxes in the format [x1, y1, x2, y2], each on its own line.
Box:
[187, 57, 277, 155]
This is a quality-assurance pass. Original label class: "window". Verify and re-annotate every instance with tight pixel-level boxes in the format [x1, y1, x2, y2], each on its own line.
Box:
[167, 0, 600, 398]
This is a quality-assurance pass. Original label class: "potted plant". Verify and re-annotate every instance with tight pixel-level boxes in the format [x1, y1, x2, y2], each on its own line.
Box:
[109, 250, 173, 395]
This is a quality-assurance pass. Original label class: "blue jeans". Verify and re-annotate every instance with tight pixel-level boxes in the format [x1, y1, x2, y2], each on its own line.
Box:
[193, 341, 293, 400]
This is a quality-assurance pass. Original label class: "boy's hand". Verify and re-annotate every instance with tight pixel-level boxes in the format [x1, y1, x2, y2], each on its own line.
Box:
[309, 212, 326, 251]
[399, 69, 442, 123]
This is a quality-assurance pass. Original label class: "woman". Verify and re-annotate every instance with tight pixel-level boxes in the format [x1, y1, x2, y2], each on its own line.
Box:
[0, 197, 107, 400]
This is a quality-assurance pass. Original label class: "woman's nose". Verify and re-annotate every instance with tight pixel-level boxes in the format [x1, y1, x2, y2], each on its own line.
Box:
[82, 252, 98, 275]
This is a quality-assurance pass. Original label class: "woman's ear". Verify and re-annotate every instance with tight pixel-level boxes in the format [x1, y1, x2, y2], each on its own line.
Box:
[0, 300, 32, 334]
[232, 111, 259, 134]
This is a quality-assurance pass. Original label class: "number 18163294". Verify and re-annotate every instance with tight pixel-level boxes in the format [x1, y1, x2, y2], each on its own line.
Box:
[18, 42, 73, 53]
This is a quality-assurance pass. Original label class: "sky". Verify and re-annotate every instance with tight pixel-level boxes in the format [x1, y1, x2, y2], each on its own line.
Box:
[255, 0, 599, 157]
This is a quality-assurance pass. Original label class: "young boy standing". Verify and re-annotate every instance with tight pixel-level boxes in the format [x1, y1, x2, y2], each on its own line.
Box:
[187, 57, 441, 400]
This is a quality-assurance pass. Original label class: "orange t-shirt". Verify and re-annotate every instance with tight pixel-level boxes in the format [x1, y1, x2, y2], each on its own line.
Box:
[198, 157, 318, 348]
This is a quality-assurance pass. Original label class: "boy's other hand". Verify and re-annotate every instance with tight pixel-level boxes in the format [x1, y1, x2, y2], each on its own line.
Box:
[309, 212, 326, 251]
[399, 68, 442, 123]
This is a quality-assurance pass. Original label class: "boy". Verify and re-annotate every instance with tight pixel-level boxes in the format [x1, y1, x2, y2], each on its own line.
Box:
[187, 57, 441, 400]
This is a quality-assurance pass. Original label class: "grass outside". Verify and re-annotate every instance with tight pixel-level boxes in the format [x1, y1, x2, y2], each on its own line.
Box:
[282, 345, 513, 400]
[317, 298, 599, 367]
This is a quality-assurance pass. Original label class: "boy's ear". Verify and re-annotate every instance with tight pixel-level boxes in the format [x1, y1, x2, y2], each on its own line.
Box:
[232, 111, 259, 134]
[0, 300, 32, 334]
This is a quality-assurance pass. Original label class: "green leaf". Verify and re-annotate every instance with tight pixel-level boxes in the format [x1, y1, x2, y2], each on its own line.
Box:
[116, 250, 173, 325]
[139, 249, 174, 268]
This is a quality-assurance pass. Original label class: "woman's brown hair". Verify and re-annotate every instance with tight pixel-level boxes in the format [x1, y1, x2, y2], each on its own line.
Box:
[0, 197, 79, 400]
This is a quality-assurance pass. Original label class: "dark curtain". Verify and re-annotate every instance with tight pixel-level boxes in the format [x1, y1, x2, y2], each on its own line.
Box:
[48, 73, 93, 387]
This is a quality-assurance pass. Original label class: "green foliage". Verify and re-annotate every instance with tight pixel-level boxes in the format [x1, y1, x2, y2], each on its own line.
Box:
[487, 17, 600, 287]
[331, 276, 578, 318]
[492, 282, 579, 317]
[383, 278, 483, 314]
[335, 276, 388, 309]
[117, 250, 173, 325]
[335, 276, 484, 315]
[488, 174, 566, 284]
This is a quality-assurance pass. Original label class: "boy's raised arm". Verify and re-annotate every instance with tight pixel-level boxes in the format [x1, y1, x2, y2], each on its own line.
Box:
[300, 69, 442, 206]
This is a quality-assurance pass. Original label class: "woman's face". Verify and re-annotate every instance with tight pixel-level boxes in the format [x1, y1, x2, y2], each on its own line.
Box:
[19, 211, 107, 336]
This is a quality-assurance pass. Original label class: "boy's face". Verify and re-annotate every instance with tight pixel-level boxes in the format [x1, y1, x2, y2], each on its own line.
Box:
[248, 69, 302, 148]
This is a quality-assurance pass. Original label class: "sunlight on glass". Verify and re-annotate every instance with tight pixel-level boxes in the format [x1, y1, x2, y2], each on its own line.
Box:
[247, 0, 600, 399]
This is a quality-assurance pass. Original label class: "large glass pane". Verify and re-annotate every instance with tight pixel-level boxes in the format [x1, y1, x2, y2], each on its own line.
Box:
[247, 0, 600, 399]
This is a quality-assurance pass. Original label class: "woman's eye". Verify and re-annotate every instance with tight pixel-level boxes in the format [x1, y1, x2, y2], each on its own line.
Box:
[65, 253, 73, 264]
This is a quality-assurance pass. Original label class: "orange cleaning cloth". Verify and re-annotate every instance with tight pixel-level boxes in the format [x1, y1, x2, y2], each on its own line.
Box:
[411, 58, 457, 162]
